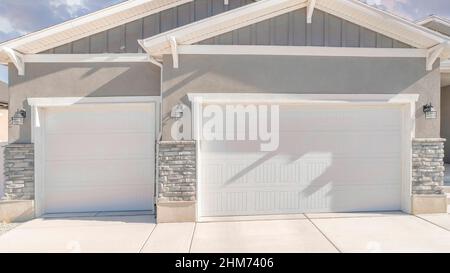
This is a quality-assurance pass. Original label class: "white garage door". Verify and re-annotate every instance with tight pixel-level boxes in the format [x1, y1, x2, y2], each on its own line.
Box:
[42, 103, 156, 214]
[199, 104, 403, 218]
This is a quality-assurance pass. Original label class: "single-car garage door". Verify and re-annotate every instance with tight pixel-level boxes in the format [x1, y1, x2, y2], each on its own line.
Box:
[199, 104, 403, 218]
[42, 103, 156, 214]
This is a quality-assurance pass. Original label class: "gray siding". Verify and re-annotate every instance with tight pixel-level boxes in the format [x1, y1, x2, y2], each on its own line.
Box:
[198, 8, 411, 48]
[162, 54, 439, 140]
[41, 0, 253, 54]
[8, 62, 161, 143]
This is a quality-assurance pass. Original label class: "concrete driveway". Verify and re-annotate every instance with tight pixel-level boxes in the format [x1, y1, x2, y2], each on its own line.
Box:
[1, 211, 450, 253]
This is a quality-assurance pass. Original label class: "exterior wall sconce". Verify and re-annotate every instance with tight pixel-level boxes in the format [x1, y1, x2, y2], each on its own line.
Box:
[11, 109, 27, 126]
[171, 103, 185, 119]
[423, 103, 437, 120]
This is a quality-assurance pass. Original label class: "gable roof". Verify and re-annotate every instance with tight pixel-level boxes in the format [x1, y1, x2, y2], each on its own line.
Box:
[0, 0, 193, 63]
[417, 15, 450, 37]
[417, 15, 450, 29]
[141, 0, 450, 58]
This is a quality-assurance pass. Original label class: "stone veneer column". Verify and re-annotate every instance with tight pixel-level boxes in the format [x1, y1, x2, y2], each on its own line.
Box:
[411, 138, 447, 214]
[3, 144, 34, 201]
[157, 141, 196, 223]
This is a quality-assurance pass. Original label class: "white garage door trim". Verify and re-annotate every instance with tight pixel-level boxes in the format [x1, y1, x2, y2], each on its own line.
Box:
[28, 96, 161, 217]
[189, 93, 419, 221]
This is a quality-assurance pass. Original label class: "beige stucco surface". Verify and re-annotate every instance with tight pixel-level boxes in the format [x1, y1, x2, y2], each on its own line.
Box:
[0, 81, 8, 142]
[0, 109, 8, 143]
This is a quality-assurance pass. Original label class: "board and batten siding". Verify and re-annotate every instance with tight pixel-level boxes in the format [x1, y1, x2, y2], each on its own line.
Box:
[40, 0, 253, 54]
[198, 8, 411, 48]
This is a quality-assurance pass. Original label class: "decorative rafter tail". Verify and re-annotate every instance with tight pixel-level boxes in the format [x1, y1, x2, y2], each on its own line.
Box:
[426, 43, 446, 71]
[168, 36, 179, 69]
[1, 47, 25, 76]
[307, 0, 317, 24]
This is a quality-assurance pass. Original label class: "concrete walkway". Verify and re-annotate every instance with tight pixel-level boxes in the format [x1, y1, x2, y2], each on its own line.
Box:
[1, 211, 450, 253]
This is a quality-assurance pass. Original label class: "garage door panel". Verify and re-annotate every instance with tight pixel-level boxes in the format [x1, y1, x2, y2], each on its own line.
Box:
[275, 132, 401, 156]
[201, 184, 401, 217]
[44, 184, 154, 214]
[45, 159, 154, 186]
[199, 104, 403, 217]
[42, 103, 156, 214]
[278, 106, 401, 131]
[201, 131, 401, 156]
[46, 104, 155, 134]
[45, 133, 155, 160]
[202, 157, 400, 187]
[211, 105, 401, 132]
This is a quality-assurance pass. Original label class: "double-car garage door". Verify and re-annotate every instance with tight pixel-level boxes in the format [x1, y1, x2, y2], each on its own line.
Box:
[41, 103, 156, 214]
[37, 100, 404, 218]
[199, 104, 403, 218]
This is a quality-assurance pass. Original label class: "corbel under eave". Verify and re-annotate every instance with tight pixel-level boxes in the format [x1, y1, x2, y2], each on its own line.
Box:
[168, 36, 179, 69]
[426, 42, 448, 71]
[307, 0, 317, 24]
[137, 39, 163, 68]
[1, 47, 25, 76]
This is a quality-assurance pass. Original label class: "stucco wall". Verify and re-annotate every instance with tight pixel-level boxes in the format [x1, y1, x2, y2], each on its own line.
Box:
[7, 55, 441, 143]
[0, 109, 8, 143]
[441, 85, 450, 163]
[162, 54, 440, 140]
[8, 62, 161, 143]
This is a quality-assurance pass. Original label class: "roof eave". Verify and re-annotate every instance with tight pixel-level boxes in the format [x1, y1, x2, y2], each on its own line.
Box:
[142, 0, 449, 58]
[0, 0, 194, 61]
[143, 0, 308, 57]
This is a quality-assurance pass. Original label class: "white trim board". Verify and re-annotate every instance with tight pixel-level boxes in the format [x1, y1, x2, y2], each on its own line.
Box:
[187, 93, 420, 104]
[417, 15, 450, 29]
[176, 45, 428, 58]
[24, 54, 152, 63]
[20, 47, 428, 66]
[28, 96, 161, 107]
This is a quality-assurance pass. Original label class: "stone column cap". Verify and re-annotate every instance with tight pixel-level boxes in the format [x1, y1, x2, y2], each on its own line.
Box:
[159, 140, 196, 144]
[5, 143, 34, 147]
[413, 138, 446, 142]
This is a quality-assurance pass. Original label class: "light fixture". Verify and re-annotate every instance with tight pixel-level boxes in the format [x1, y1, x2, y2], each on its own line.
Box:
[11, 109, 26, 125]
[171, 103, 185, 119]
[423, 103, 437, 119]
